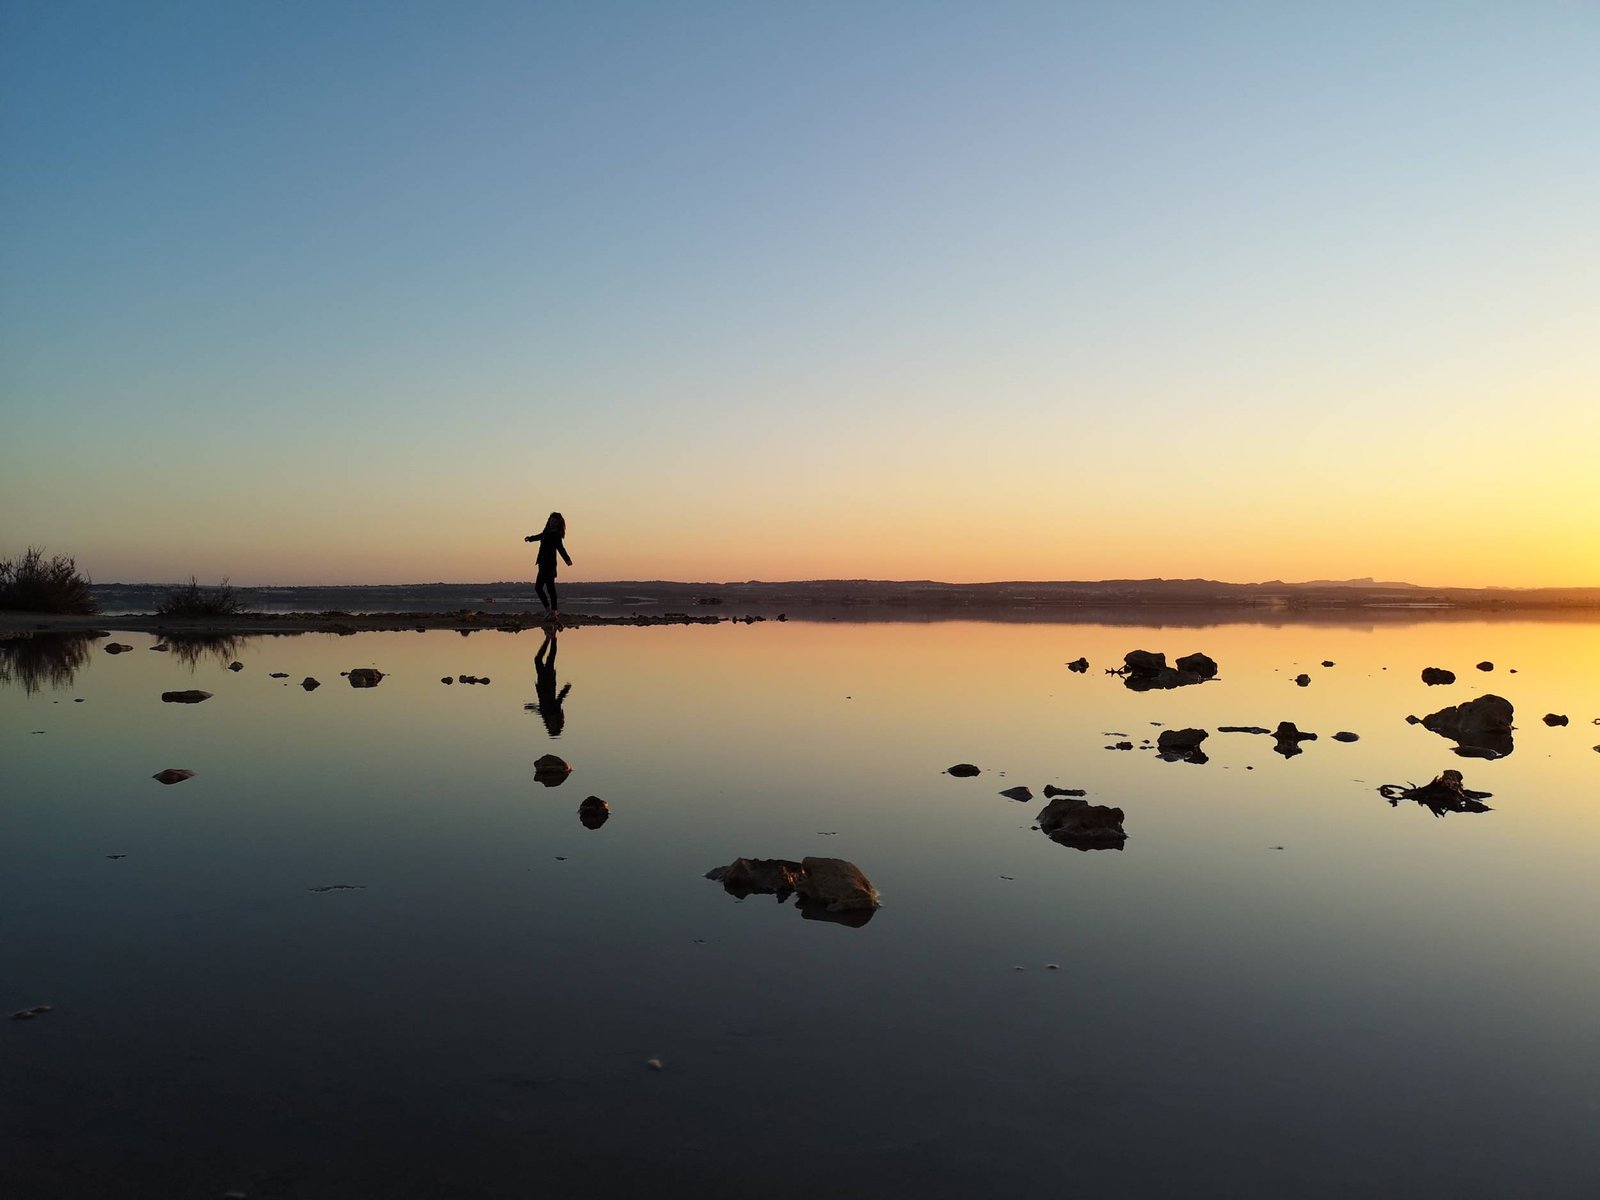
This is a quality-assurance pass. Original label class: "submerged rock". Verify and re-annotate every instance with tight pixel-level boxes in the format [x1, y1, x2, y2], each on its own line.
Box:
[578, 796, 610, 829]
[1293, 674, 1311, 687]
[152, 768, 195, 785]
[1420, 694, 1514, 758]
[1421, 667, 1456, 686]
[1378, 770, 1492, 817]
[1543, 713, 1569, 727]
[227, 661, 244, 672]
[1219, 725, 1271, 735]
[1042, 785, 1087, 798]
[705, 856, 879, 924]
[1476, 661, 1494, 672]
[1332, 731, 1360, 742]
[347, 668, 384, 688]
[104, 643, 134, 654]
[301, 677, 321, 691]
[1066, 657, 1089, 673]
[269, 672, 288, 679]
[160, 690, 212, 704]
[998, 785, 1034, 802]
[534, 754, 571, 786]
[946, 763, 981, 777]
[1036, 795, 1127, 848]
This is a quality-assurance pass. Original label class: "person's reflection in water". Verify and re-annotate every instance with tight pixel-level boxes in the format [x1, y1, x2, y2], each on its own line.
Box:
[528, 629, 571, 737]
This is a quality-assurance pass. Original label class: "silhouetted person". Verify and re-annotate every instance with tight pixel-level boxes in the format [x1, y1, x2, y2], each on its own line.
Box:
[530, 629, 571, 737]
[524, 511, 572, 616]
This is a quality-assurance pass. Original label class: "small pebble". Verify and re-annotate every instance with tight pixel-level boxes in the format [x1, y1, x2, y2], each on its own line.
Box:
[1046, 964, 1060, 971]
[646, 1058, 663, 1071]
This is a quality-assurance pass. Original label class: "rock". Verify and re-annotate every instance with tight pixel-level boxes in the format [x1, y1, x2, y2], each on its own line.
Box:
[534, 754, 571, 786]
[1476, 661, 1494, 672]
[1293, 674, 1311, 687]
[1123, 649, 1167, 675]
[104, 643, 134, 654]
[441, 676, 453, 684]
[269, 672, 288, 678]
[347, 668, 384, 688]
[998, 786, 1033, 802]
[1218, 725, 1271, 735]
[646, 1058, 663, 1071]
[1066, 657, 1089, 673]
[1156, 728, 1208, 754]
[1107, 741, 1134, 751]
[1332, 731, 1360, 742]
[1543, 713, 1569, 727]
[1421, 667, 1456, 686]
[1378, 770, 1492, 816]
[1420, 694, 1514, 758]
[152, 768, 195, 785]
[149, 643, 169, 651]
[160, 690, 212, 703]
[227, 661, 244, 672]
[1173, 652, 1218, 679]
[1036, 795, 1127, 848]
[301, 677, 320, 691]
[797, 857, 880, 912]
[946, 763, 981, 777]
[578, 796, 610, 828]
[1272, 721, 1317, 757]
[705, 856, 879, 923]
[1321, 660, 1335, 667]
[1042, 785, 1087, 798]
[1404, 714, 1421, 725]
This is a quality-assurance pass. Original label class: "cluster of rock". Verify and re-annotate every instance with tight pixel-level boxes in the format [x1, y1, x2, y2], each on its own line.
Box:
[347, 668, 383, 688]
[1115, 649, 1218, 691]
[705, 856, 880, 925]
[1421, 667, 1456, 686]
[443, 674, 491, 685]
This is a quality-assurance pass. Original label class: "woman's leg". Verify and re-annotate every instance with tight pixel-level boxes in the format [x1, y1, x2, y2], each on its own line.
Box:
[535, 573, 553, 611]
[547, 577, 558, 613]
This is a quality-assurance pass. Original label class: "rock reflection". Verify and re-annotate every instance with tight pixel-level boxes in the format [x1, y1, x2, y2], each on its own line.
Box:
[0, 632, 96, 694]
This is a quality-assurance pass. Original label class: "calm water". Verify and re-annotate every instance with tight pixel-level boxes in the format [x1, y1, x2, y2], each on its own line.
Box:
[3, 618, 1598, 1199]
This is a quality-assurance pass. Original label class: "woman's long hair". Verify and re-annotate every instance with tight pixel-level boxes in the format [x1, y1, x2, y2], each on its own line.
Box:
[543, 511, 565, 539]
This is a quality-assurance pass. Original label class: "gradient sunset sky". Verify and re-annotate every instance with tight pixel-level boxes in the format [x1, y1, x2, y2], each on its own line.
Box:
[3, 2, 1596, 587]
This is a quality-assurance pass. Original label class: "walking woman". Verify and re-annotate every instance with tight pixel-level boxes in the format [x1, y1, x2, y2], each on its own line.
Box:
[524, 512, 572, 617]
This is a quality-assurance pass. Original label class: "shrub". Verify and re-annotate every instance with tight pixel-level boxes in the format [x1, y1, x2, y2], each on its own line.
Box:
[156, 576, 243, 618]
[0, 547, 98, 613]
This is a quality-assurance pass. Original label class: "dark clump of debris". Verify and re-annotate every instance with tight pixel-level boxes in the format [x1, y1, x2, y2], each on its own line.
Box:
[1378, 771, 1492, 817]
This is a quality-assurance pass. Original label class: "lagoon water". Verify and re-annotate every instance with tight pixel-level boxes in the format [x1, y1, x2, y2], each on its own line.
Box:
[3, 617, 1598, 1198]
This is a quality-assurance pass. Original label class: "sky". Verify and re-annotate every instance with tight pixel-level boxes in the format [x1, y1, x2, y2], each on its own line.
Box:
[2, 1, 1597, 587]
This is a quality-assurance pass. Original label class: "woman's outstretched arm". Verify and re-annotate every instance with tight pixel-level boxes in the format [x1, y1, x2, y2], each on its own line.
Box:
[559, 542, 573, 566]
[524, 532, 543, 543]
